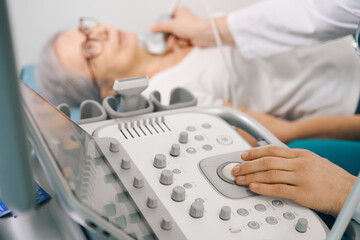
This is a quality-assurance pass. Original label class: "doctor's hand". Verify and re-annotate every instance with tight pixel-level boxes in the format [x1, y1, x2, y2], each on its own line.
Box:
[151, 7, 234, 48]
[232, 146, 356, 216]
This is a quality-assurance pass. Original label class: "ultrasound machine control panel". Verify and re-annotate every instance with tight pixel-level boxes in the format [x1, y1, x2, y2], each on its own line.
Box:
[80, 108, 328, 240]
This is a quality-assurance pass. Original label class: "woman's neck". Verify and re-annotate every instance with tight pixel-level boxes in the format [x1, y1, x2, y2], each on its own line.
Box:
[127, 46, 192, 79]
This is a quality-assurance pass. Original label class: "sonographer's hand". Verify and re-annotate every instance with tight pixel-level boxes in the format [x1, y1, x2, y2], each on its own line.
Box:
[232, 146, 356, 216]
[151, 7, 234, 48]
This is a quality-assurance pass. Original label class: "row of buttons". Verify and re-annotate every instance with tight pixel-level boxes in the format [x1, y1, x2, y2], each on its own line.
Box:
[109, 141, 177, 231]
[230, 217, 308, 233]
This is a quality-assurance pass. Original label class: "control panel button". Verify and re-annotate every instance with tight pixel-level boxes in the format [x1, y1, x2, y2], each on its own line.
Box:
[179, 131, 188, 144]
[186, 147, 197, 154]
[160, 170, 174, 185]
[272, 200, 284, 207]
[295, 218, 308, 233]
[202, 123, 211, 129]
[114, 215, 127, 229]
[183, 183, 192, 189]
[171, 186, 185, 202]
[265, 216, 278, 225]
[216, 135, 233, 145]
[146, 196, 158, 209]
[186, 126, 196, 132]
[202, 144, 213, 151]
[283, 212, 295, 220]
[254, 204, 267, 212]
[153, 154, 167, 169]
[133, 176, 144, 188]
[219, 206, 231, 221]
[237, 208, 249, 216]
[222, 162, 238, 182]
[194, 135, 204, 141]
[172, 168, 181, 174]
[161, 217, 173, 230]
[109, 141, 120, 152]
[121, 158, 131, 170]
[229, 227, 242, 233]
[103, 203, 116, 216]
[170, 144, 180, 157]
[247, 221, 260, 230]
[189, 201, 204, 218]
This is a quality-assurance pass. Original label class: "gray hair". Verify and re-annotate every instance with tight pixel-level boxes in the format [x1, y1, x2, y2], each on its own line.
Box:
[35, 32, 101, 107]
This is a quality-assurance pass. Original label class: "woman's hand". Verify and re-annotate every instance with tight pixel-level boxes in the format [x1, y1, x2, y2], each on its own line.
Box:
[232, 146, 356, 216]
[152, 7, 233, 48]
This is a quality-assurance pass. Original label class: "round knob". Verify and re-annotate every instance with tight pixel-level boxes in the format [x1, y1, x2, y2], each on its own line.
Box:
[133, 176, 144, 188]
[121, 158, 131, 170]
[161, 217, 173, 230]
[109, 141, 120, 152]
[178, 131, 188, 144]
[160, 170, 173, 185]
[170, 144, 180, 157]
[189, 201, 204, 218]
[153, 154, 166, 169]
[146, 196, 157, 209]
[171, 186, 185, 202]
[295, 218, 308, 233]
[219, 206, 231, 220]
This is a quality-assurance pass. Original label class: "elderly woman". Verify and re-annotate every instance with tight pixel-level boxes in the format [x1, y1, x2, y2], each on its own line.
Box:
[36, 18, 360, 122]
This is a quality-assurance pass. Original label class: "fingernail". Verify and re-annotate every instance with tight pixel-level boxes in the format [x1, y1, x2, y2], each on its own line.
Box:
[241, 151, 248, 159]
[232, 165, 240, 174]
[250, 183, 258, 189]
[237, 176, 245, 182]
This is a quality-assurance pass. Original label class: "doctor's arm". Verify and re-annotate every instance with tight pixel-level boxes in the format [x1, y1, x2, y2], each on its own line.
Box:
[152, 0, 359, 59]
[232, 146, 356, 216]
[230, 106, 360, 143]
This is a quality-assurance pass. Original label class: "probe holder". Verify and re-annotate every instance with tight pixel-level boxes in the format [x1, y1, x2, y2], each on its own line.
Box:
[150, 87, 197, 111]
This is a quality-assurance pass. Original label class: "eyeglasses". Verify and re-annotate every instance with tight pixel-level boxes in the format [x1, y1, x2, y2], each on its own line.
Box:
[78, 17, 106, 90]
[354, 23, 360, 56]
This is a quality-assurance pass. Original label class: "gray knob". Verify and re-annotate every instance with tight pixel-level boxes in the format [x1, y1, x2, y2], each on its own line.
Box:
[179, 131, 188, 144]
[133, 176, 144, 188]
[160, 170, 173, 185]
[219, 206, 231, 220]
[121, 158, 131, 170]
[170, 144, 180, 157]
[161, 217, 173, 230]
[189, 201, 204, 218]
[153, 154, 166, 169]
[295, 218, 308, 233]
[109, 141, 120, 152]
[171, 186, 185, 202]
[146, 196, 157, 209]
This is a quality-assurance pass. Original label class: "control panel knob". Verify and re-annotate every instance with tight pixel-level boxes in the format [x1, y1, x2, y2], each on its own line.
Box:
[189, 201, 204, 218]
[171, 186, 185, 202]
[146, 196, 158, 209]
[161, 217, 173, 230]
[109, 141, 120, 152]
[295, 218, 308, 233]
[219, 206, 231, 220]
[153, 154, 166, 169]
[133, 176, 144, 188]
[121, 158, 131, 170]
[170, 144, 180, 157]
[160, 170, 173, 185]
[178, 131, 188, 144]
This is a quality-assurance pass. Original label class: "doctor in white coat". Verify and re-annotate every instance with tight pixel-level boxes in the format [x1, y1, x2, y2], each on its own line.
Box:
[152, 0, 360, 221]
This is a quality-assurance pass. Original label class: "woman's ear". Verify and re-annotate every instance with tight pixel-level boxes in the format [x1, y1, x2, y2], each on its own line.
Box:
[100, 86, 116, 99]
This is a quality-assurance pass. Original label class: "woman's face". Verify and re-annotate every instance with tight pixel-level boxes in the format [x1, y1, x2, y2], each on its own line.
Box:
[55, 24, 138, 91]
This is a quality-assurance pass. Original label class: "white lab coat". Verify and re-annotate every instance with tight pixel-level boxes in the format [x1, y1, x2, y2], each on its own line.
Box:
[227, 0, 360, 59]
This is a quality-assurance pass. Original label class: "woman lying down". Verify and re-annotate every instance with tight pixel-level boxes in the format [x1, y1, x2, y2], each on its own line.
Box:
[36, 20, 360, 143]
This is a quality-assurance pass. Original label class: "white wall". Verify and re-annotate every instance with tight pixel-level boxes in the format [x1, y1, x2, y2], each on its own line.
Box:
[7, 0, 256, 69]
